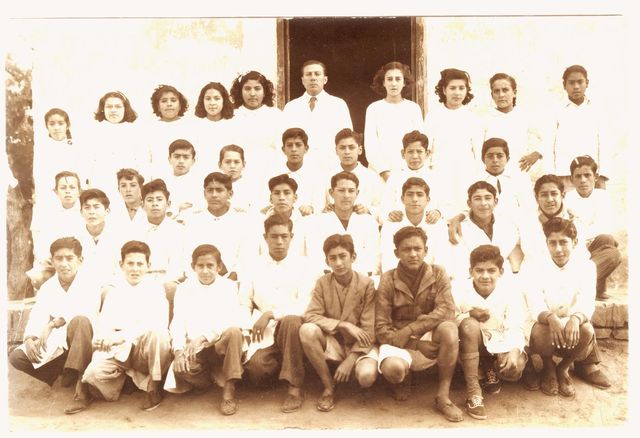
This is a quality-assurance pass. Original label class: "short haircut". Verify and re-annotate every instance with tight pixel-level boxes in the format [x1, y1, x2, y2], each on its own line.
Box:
[543, 217, 577, 240]
[191, 243, 228, 276]
[393, 226, 427, 249]
[435, 68, 474, 105]
[168, 139, 196, 158]
[117, 168, 145, 186]
[489, 73, 517, 107]
[264, 213, 293, 234]
[94, 91, 138, 123]
[323, 234, 356, 257]
[282, 127, 309, 147]
[203, 172, 232, 191]
[402, 130, 428, 149]
[301, 59, 327, 76]
[194, 82, 234, 120]
[219, 144, 245, 164]
[335, 128, 363, 147]
[150, 84, 189, 118]
[79, 188, 110, 209]
[141, 178, 170, 201]
[268, 174, 298, 193]
[44, 107, 72, 140]
[467, 181, 497, 200]
[534, 174, 564, 196]
[401, 177, 430, 197]
[482, 137, 510, 160]
[469, 244, 504, 270]
[370, 61, 414, 97]
[53, 171, 81, 191]
[330, 171, 359, 189]
[562, 65, 588, 83]
[50, 236, 83, 258]
[229, 70, 275, 108]
[570, 155, 598, 176]
[120, 240, 151, 263]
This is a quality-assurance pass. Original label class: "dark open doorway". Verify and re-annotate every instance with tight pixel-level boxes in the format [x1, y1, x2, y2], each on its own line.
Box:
[282, 17, 417, 166]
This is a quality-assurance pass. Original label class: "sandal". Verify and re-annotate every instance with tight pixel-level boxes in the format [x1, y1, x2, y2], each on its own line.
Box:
[541, 372, 559, 396]
[282, 392, 304, 413]
[391, 372, 412, 401]
[316, 393, 335, 412]
[434, 397, 463, 422]
[220, 398, 238, 415]
[557, 373, 576, 398]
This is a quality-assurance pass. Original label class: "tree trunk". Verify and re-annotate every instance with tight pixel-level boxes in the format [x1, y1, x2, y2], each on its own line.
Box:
[6, 184, 33, 301]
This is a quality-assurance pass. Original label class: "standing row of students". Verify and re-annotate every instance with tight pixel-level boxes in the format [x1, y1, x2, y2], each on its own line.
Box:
[32, 62, 608, 212]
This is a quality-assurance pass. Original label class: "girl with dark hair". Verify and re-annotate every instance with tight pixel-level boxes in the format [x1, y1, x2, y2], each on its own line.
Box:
[146, 84, 199, 179]
[193, 82, 238, 171]
[424, 68, 482, 203]
[89, 91, 147, 199]
[364, 61, 424, 180]
[229, 71, 282, 173]
[33, 108, 87, 206]
[483, 73, 544, 179]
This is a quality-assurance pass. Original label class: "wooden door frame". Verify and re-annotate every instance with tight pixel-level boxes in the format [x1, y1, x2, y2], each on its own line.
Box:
[276, 17, 426, 116]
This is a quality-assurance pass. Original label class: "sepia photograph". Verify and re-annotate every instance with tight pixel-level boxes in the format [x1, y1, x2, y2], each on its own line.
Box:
[2, 0, 633, 433]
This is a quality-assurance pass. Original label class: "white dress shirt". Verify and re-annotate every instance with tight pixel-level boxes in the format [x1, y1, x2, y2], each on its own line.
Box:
[550, 97, 606, 176]
[564, 189, 617, 241]
[521, 253, 596, 342]
[130, 215, 186, 282]
[364, 98, 424, 174]
[452, 276, 526, 353]
[183, 208, 256, 281]
[238, 252, 316, 359]
[282, 90, 353, 167]
[96, 276, 169, 349]
[379, 164, 450, 222]
[446, 214, 520, 280]
[233, 105, 282, 173]
[323, 162, 384, 219]
[304, 211, 380, 275]
[380, 215, 449, 273]
[482, 105, 545, 175]
[170, 277, 251, 352]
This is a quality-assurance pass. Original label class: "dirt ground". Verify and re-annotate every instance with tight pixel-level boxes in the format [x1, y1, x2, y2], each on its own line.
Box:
[5, 338, 628, 432]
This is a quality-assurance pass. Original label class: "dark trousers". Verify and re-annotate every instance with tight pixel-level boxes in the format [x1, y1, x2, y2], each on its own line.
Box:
[244, 315, 305, 388]
[9, 316, 93, 386]
[588, 234, 622, 295]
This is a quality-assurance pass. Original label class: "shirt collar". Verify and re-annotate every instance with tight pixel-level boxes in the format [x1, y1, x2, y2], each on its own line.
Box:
[563, 95, 591, 108]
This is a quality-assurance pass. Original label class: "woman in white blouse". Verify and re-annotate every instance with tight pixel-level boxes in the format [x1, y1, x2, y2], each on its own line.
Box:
[229, 71, 281, 173]
[89, 91, 146, 200]
[192, 82, 238, 178]
[147, 84, 197, 179]
[364, 61, 423, 181]
[482, 73, 544, 180]
[424, 68, 483, 208]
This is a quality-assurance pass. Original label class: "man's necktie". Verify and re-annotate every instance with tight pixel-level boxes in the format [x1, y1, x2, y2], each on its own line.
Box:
[309, 96, 317, 112]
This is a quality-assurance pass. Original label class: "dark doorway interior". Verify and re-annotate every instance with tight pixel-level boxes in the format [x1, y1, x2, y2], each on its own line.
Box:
[287, 17, 413, 166]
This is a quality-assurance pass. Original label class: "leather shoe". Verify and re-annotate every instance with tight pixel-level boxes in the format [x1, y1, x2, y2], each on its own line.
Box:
[574, 365, 611, 389]
[64, 395, 92, 415]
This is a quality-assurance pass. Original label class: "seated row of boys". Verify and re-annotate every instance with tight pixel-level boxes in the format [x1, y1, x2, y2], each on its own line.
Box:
[29, 137, 621, 306]
[11, 214, 603, 422]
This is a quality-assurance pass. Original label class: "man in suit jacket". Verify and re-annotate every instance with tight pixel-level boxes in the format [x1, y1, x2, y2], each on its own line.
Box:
[300, 234, 378, 412]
